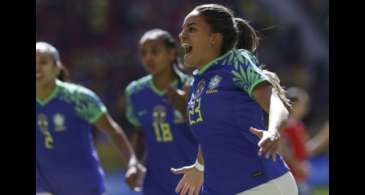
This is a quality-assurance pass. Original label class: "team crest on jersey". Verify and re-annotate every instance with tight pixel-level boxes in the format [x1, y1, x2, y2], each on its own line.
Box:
[206, 75, 222, 94]
[138, 110, 147, 117]
[173, 110, 185, 123]
[153, 105, 167, 123]
[53, 113, 66, 132]
[194, 79, 206, 98]
[208, 75, 222, 89]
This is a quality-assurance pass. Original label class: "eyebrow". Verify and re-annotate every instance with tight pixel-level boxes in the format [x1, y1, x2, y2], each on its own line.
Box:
[183, 22, 198, 28]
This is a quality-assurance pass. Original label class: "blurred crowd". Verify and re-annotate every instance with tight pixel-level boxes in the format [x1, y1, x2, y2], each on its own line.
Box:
[36, 0, 328, 142]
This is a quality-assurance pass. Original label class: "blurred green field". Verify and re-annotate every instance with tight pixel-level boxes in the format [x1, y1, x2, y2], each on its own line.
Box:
[314, 186, 329, 195]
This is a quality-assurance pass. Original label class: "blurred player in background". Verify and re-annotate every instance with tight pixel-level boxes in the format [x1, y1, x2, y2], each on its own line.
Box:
[171, 4, 297, 195]
[280, 87, 312, 195]
[124, 29, 198, 195]
[36, 42, 145, 195]
[307, 120, 329, 157]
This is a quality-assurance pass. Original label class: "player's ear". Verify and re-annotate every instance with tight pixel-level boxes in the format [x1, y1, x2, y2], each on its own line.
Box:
[209, 33, 223, 48]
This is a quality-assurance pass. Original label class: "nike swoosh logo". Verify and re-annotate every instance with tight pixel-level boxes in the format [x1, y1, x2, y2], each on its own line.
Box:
[137, 110, 147, 116]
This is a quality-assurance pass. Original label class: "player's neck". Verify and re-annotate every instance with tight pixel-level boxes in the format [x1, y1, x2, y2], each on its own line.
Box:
[152, 69, 177, 91]
[196, 51, 221, 70]
[36, 80, 57, 101]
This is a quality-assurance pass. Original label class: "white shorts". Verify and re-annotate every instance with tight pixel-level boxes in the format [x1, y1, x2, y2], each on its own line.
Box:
[237, 172, 298, 195]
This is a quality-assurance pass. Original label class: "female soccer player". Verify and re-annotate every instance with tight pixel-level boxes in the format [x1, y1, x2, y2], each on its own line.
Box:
[171, 4, 298, 195]
[36, 42, 145, 195]
[125, 29, 198, 195]
[307, 120, 329, 157]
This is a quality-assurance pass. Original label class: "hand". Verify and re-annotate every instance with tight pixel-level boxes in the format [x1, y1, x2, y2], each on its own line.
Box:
[171, 165, 203, 195]
[125, 162, 146, 192]
[250, 127, 280, 162]
[165, 84, 189, 115]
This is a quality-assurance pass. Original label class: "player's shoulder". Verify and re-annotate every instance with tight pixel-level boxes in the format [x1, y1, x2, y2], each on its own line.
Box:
[226, 49, 262, 75]
[236, 49, 259, 64]
[125, 75, 152, 95]
[211, 49, 254, 72]
[57, 80, 97, 99]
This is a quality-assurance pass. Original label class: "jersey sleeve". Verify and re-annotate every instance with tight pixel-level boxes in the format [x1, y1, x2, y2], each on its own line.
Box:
[74, 86, 107, 124]
[231, 50, 269, 97]
[125, 82, 141, 127]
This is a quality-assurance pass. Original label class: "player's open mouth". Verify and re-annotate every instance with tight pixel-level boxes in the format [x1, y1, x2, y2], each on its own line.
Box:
[182, 43, 193, 55]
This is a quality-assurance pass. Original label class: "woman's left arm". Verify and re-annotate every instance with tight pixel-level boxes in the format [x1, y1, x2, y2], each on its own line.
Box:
[250, 82, 290, 161]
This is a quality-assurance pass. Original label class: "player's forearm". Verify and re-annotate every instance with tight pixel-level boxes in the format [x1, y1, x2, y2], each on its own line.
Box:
[306, 124, 329, 156]
[268, 91, 289, 133]
[109, 126, 138, 165]
[95, 114, 138, 166]
[192, 145, 205, 172]
[197, 145, 204, 164]
[131, 130, 146, 163]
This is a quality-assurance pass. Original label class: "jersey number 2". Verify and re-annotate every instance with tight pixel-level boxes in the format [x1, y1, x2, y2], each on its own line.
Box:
[37, 115, 54, 149]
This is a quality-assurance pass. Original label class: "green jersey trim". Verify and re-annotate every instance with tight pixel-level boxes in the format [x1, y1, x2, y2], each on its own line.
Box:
[148, 77, 179, 96]
[196, 50, 233, 76]
[89, 106, 107, 124]
[36, 80, 61, 106]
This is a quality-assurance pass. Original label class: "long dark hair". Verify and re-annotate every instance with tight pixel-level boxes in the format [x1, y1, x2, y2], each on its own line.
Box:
[234, 17, 259, 52]
[57, 66, 70, 82]
[260, 69, 292, 109]
[194, 4, 238, 55]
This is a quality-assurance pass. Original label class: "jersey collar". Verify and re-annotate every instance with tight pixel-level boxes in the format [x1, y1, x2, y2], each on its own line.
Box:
[36, 80, 61, 106]
[193, 50, 233, 76]
[149, 76, 179, 96]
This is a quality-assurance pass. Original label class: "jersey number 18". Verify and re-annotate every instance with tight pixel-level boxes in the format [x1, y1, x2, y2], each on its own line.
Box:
[153, 122, 173, 142]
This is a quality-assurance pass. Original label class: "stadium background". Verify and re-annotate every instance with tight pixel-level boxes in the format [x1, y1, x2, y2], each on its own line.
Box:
[36, 0, 329, 194]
